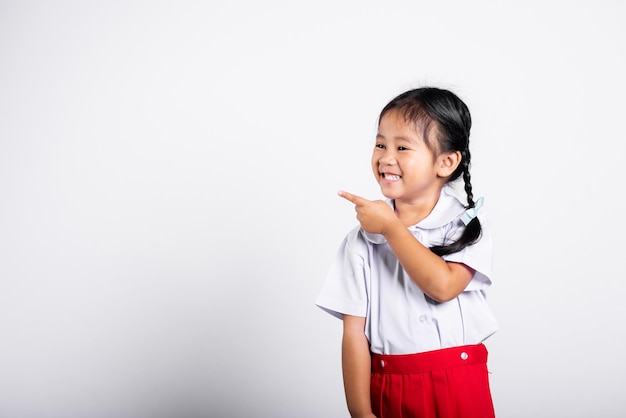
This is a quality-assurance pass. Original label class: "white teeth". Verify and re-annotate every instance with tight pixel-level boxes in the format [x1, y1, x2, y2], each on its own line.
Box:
[384, 174, 400, 180]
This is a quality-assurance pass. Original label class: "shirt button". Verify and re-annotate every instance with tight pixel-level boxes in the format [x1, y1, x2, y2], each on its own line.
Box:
[380, 360, 385, 368]
[419, 315, 428, 323]
[460, 352, 469, 360]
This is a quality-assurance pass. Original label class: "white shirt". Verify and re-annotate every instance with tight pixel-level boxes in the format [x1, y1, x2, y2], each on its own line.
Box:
[315, 188, 498, 355]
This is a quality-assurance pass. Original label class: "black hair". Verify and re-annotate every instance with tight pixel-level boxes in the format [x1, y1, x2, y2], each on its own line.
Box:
[379, 87, 481, 257]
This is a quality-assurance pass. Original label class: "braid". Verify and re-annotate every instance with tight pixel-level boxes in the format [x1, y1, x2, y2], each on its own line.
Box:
[430, 133, 483, 257]
[461, 148, 475, 208]
[430, 148, 482, 256]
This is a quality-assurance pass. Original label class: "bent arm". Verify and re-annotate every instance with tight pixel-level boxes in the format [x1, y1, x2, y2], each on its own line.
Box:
[342, 315, 376, 418]
[337, 190, 474, 303]
[383, 219, 474, 302]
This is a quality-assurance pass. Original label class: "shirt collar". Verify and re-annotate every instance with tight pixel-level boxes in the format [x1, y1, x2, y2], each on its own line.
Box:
[362, 188, 466, 244]
[412, 188, 466, 229]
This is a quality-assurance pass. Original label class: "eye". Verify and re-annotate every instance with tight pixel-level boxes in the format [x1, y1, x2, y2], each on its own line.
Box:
[375, 143, 385, 149]
[398, 146, 409, 151]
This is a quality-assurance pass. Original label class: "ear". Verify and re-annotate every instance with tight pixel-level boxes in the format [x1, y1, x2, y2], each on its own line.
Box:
[436, 151, 462, 178]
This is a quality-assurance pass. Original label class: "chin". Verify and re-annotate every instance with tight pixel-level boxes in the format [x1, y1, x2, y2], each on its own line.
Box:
[379, 188, 398, 200]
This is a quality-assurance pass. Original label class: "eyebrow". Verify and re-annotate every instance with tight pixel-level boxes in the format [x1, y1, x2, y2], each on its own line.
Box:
[376, 133, 415, 143]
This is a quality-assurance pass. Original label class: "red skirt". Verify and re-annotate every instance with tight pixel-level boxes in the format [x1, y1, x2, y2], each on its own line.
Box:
[370, 344, 495, 418]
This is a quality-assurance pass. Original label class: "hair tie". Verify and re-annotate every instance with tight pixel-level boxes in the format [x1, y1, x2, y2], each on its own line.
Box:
[460, 197, 484, 225]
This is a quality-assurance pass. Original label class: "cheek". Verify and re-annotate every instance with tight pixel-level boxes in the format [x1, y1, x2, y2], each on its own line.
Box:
[371, 163, 379, 178]
[371, 154, 378, 170]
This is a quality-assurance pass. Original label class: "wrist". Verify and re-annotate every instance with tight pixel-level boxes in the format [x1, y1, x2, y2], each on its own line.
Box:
[351, 412, 376, 418]
[381, 218, 404, 237]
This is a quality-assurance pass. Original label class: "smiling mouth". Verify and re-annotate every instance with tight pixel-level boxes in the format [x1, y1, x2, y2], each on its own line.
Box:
[382, 173, 401, 181]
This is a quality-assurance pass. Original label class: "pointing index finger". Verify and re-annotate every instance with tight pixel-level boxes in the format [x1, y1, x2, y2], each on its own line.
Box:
[338, 190, 370, 205]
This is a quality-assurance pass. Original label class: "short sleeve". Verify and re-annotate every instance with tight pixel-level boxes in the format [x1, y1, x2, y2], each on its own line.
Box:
[315, 228, 369, 319]
[443, 214, 494, 291]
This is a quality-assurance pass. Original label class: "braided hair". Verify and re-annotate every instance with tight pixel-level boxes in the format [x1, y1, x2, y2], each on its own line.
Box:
[379, 87, 482, 256]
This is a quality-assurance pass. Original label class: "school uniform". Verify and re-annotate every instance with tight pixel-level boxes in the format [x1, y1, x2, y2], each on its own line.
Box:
[316, 187, 498, 418]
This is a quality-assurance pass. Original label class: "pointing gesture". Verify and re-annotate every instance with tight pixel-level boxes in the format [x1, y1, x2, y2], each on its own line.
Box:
[338, 190, 399, 235]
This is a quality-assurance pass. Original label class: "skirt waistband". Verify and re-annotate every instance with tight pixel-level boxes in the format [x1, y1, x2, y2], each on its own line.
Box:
[371, 344, 488, 374]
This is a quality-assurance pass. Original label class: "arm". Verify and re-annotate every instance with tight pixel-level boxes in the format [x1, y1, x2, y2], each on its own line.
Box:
[383, 220, 473, 302]
[338, 191, 473, 302]
[342, 315, 377, 418]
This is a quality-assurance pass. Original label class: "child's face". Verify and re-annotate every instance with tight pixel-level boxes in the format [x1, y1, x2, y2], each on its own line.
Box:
[372, 110, 449, 205]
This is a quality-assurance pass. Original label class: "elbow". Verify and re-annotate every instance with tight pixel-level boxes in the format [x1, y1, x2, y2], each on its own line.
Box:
[425, 291, 457, 303]
[424, 285, 463, 303]
[421, 268, 472, 302]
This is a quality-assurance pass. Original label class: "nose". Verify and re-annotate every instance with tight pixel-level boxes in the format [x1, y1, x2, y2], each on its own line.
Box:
[379, 149, 396, 165]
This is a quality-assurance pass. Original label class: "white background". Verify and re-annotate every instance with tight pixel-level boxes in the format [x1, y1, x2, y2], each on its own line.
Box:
[1, 1, 625, 417]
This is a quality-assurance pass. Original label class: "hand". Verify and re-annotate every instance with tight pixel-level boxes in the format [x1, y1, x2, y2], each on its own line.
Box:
[338, 190, 398, 235]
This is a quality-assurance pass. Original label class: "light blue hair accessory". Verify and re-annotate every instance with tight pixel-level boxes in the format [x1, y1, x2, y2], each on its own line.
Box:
[460, 196, 484, 225]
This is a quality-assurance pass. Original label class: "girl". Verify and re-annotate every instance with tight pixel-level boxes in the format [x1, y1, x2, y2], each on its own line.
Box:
[316, 87, 498, 418]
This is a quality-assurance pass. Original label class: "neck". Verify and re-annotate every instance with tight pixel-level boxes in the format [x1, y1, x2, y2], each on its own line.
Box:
[393, 192, 442, 227]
